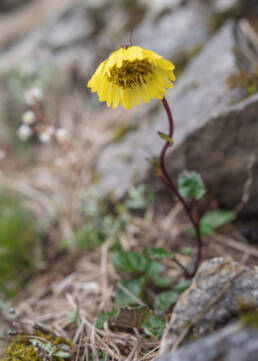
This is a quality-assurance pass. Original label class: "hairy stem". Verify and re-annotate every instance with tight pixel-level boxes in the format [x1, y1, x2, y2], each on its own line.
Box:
[159, 97, 203, 277]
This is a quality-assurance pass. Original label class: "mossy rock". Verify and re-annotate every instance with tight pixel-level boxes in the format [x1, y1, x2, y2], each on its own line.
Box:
[227, 68, 258, 99]
[0, 329, 73, 361]
[0, 191, 41, 296]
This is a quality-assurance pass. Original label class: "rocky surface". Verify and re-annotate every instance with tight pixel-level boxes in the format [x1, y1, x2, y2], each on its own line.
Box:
[160, 257, 258, 354]
[1, 0, 258, 215]
[158, 323, 258, 361]
[0, 0, 215, 73]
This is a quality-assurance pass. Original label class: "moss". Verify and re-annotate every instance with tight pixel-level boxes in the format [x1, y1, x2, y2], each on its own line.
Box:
[238, 301, 258, 328]
[0, 191, 41, 296]
[0, 330, 73, 361]
[111, 123, 138, 143]
[1, 336, 36, 361]
[232, 46, 246, 66]
[35, 328, 73, 348]
[227, 68, 258, 98]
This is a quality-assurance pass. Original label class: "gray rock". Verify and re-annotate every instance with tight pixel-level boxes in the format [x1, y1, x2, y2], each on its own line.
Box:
[134, 0, 210, 58]
[158, 323, 258, 361]
[0, 0, 32, 13]
[97, 21, 258, 216]
[44, 8, 93, 50]
[160, 257, 258, 354]
[0, 0, 95, 71]
[0, 0, 210, 73]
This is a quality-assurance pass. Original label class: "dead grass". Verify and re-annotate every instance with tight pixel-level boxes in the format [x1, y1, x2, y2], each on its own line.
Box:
[0, 198, 257, 361]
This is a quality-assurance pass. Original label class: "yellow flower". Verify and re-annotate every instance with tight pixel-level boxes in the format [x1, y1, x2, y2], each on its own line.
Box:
[87, 46, 175, 109]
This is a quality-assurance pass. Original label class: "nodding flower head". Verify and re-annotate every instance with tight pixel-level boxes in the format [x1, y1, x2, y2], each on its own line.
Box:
[87, 46, 175, 109]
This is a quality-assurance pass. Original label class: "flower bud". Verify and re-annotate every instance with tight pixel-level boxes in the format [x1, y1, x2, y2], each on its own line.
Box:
[39, 126, 55, 143]
[55, 128, 69, 142]
[22, 110, 36, 125]
[17, 124, 33, 141]
[25, 87, 42, 105]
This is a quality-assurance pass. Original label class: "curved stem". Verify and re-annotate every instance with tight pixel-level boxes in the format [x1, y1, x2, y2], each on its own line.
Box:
[159, 97, 203, 277]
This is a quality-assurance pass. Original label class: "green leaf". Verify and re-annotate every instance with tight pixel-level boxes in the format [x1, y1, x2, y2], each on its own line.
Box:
[187, 210, 237, 236]
[151, 274, 172, 288]
[201, 210, 236, 230]
[146, 260, 171, 287]
[148, 247, 174, 260]
[73, 223, 105, 250]
[112, 247, 170, 289]
[172, 280, 191, 293]
[178, 171, 206, 200]
[187, 224, 213, 236]
[115, 278, 145, 306]
[182, 246, 192, 255]
[65, 309, 79, 325]
[95, 311, 106, 330]
[54, 351, 71, 358]
[112, 250, 150, 273]
[29, 339, 53, 353]
[146, 260, 165, 277]
[200, 223, 214, 236]
[96, 309, 118, 329]
[144, 315, 165, 339]
[155, 291, 178, 312]
[126, 185, 153, 210]
[158, 131, 173, 144]
[112, 248, 168, 282]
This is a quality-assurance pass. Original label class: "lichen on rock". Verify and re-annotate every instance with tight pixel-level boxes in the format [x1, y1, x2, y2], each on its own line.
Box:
[160, 257, 258, 355]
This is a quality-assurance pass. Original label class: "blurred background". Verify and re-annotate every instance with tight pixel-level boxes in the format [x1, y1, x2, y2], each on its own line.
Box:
[0, 0, 258, 298]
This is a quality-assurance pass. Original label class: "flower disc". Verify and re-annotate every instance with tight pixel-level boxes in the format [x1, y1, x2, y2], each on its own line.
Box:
[87, 46, 175, 109]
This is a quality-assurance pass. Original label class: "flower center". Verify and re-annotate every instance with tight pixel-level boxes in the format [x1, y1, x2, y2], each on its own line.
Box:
[108, 59, 153, 89]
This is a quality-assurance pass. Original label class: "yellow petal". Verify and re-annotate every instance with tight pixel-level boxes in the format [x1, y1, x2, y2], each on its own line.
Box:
[106, 82, 114, 107]
[112, 86, 120, 108]
[87, 45, 175, 109]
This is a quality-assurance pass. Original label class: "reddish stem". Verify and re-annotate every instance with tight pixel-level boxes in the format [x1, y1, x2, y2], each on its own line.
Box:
[33, 102, 52, 126]
[159, 97, 203, 277]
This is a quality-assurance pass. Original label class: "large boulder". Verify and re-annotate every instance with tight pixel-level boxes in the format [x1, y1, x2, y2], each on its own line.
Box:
[160, 257, 258, 354]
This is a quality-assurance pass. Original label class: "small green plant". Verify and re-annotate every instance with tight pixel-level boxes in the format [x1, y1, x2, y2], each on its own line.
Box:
[126, 184, 154, 210]
[62, 184, 152, 250]
[0, 191, 41, 296]
[227, 68, 258, 98]
[65, 309, 80, 326]
[107, 241, 192, 338]
[112, 243, 172, 307]
[154, 280, 191, 313]
[7, 64, 53, 105]
[144, 314, 166, 340]
[178, 171, 206, 200]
